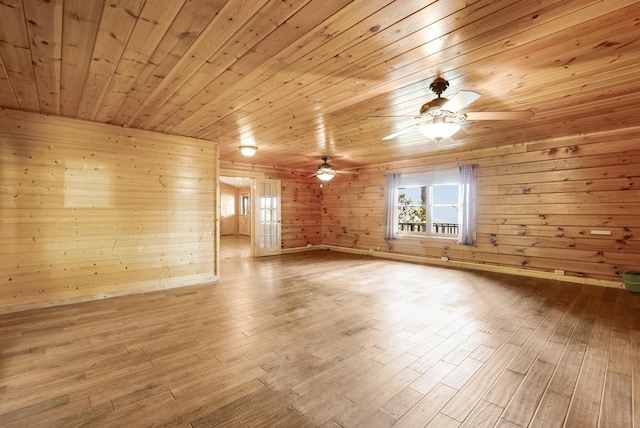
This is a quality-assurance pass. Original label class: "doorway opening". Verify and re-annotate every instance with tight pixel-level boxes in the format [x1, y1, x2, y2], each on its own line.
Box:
[220, 176, 251, 259]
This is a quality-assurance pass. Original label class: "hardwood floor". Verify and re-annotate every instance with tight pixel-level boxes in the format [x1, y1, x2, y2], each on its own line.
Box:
[1, 249, 639, 427]
[221, 234, 252, 259]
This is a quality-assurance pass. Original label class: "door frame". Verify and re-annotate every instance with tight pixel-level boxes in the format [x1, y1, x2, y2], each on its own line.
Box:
[218, 169, 271, 265]
[251, 178, 282, 257]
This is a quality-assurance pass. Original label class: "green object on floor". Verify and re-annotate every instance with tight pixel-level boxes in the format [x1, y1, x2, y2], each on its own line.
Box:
[621, 271, 640, 292]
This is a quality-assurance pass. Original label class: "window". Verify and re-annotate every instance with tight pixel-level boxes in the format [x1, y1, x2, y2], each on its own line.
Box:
[397, 183, 459, 237]
[384, 166, 476, 244]
[240, 194, 250, 215]
[221, 192, 235, 217]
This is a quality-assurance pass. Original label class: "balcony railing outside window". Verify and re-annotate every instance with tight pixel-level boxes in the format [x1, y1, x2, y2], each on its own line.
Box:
[399, 222, 459, 234]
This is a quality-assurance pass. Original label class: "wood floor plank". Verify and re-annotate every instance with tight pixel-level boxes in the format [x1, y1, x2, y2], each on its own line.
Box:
[290, 349, 383, 415]
[294, 392, 353, 427]
[507, 307, 566, 375]
[442, 356, 484, 390]
[599, 370, 632, 428]
[78, 392, 177, 428]
[547, 317, 594, 397]
[563, 347, 608, 427]
[202, 388, 300, 428]
[460, 399, 503, 428]
[0, 394, 69, 425]
[1, 239, 639, 426]
[249, 405, 303, 428]
[333, 366, 420, 427]
[381, 385, 424, 419]
[441, 342, 522, 422]
[409, 360, 457, 394]
[494, 418, 521, 428]
[608, 328, 632, 376]
[632, 329, 640, 428]
[426, 412, 462, 428]
[483, 369, 525, 408]
[392, 383, 458, 428]
[340, 351, 418, 404]
[501, 360, 555, 427]
[4, 398, 114, 428]
[354, 409, 399, 428]
[529, 390, 570, 428]
[409, 332, 469, 373]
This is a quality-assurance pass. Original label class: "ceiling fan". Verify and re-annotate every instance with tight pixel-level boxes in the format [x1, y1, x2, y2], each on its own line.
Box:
[382, 78, 534, 141]
[307, 156, 359, 181]
[308, 156, 337, 181]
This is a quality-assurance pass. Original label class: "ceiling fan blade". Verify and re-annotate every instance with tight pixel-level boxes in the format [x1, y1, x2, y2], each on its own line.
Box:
[441, 90, 481, 113]
[382, 123, 420, 140]
[464, 110, 534, 120]
[450, 128, 468, 141]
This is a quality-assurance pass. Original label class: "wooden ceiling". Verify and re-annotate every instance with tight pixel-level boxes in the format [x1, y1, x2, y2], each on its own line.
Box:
[1, 0, 640, 174]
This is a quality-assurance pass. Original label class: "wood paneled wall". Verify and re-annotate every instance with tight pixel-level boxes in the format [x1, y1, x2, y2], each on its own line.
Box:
[220, 182, 238, 236]
[281, 176, 323, 248]
[321, 129, 640, 285]
[0, 109, 217, 313]
[219, 163, 323, 248]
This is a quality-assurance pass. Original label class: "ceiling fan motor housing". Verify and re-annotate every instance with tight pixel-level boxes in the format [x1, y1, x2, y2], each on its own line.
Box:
[429, 77, 449, 95]
[420, 78, 456, 118]
[420, 96, 449, 117]
[318, 156, 333, 172]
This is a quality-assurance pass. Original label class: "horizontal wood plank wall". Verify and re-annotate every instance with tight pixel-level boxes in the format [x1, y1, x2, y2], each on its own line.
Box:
[321, 129, 640, 284]
[0, 109, 217, 313]
[219, 162, 322, 248]
[220, 182, 238, 236]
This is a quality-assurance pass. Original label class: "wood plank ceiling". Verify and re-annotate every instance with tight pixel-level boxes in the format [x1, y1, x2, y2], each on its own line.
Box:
[1, 0, 639, 174]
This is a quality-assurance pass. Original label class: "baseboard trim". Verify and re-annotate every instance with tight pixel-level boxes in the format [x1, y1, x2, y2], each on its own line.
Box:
[0, 274, 219, 315]
[318, 245, 623, 289]
[281, 245, 319, 254]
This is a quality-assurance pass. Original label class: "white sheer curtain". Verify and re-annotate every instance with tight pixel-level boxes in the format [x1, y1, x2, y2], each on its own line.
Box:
[383, 173, 399, 240]
[458, 164, 477, 246]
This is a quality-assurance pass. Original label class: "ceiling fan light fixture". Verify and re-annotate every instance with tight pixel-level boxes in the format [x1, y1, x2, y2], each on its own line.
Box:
[316, 170, 335, 181]
[418, 116, 460, 140]
[315, 156, 335, 181]
[239, 145, 258, 156]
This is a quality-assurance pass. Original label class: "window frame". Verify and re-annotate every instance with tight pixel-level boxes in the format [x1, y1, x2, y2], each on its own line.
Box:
[384, 166, 476, 245]
[396, 182, 460, 238]
[385, 167, 464, 239]
[240, 193, 250, 216]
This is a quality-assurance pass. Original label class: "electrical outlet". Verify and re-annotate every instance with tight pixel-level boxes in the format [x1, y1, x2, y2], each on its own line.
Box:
[440, 256, 449, 262]
[554, 269, 565, 276]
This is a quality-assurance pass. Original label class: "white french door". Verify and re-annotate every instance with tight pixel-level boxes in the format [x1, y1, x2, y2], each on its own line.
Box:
[252, 178, 281, 257]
